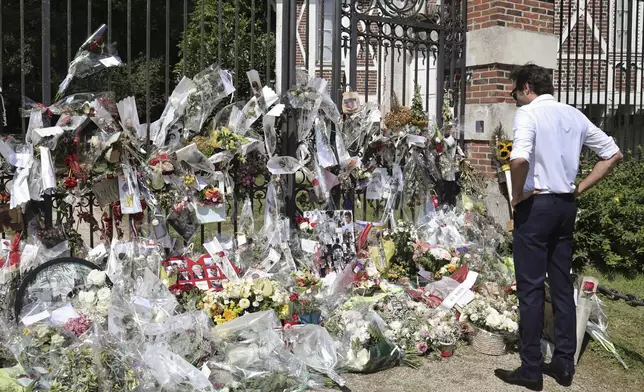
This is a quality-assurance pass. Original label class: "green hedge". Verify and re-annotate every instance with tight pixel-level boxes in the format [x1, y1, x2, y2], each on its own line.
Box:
[574, 151, 644, 273]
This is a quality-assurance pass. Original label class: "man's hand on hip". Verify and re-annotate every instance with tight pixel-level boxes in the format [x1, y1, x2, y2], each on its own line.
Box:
[512, 190, 541, 210]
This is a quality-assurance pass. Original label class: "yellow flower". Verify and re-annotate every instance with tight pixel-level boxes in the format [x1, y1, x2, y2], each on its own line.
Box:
[223, 309, 237, 321]
[278, 304, 290, 319]
[447, 264, 457, 273]
[183, 175, 196, 186]
[614, 195, 620, 202]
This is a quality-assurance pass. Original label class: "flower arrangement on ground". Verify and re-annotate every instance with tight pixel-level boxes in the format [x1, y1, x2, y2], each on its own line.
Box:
[73, 269, 111, 325]
[290, 269, 321, 294]
[460, 293, 519, 334]
[201, 278, 289, 325]
[382, 221, 419, 282]
[325, 306, 420, 373]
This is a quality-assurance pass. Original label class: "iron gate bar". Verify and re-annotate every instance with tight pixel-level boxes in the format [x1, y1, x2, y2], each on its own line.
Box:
[20, 0, 25, 135]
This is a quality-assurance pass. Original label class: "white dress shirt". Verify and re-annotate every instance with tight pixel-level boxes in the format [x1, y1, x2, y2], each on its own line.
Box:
[510, 94, 620, 194]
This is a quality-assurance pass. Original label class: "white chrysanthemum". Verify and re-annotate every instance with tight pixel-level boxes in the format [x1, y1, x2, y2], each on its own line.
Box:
[239, 298, 251, 309]
[252, 301, 260, 308]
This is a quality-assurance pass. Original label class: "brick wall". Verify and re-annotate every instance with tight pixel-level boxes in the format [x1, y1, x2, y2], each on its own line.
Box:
[465, 140, 498, 178]
[466, 65, 515, 105]
[468, 0, 555, 33]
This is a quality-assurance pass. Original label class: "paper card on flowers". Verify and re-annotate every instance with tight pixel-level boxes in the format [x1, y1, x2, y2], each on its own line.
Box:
[301, 238, 318, 254]
[118, 167, 142, 214]
[193, 202, 226, 224]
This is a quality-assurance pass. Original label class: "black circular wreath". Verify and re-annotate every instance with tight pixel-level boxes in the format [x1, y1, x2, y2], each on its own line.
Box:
[14, 257, 105, 323]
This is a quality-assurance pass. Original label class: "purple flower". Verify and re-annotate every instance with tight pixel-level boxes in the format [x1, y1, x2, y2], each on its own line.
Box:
[416, 341, 428, 354]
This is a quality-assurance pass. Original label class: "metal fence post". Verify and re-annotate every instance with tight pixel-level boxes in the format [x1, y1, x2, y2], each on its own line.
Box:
[42, 0, 53, 227]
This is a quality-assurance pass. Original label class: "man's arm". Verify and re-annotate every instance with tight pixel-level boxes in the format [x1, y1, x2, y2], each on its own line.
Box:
[509, 108, 536, 206]
[578, 122, 622, 196]
[576, 151, 622, 196]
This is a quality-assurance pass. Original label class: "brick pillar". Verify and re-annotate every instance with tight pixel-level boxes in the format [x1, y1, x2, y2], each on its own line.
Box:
[464, 0, 558, 176]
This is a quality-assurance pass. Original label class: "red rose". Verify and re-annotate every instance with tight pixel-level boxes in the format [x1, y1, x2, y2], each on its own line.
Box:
[289, 293, 299, 302]
[583, 281, 595, 292]
[64, 177, 78, 190]
[312, 179, 320, 186]
[435, 143, 444, 153]
[310, 222, 317, 228]
[292, 313, 299, 321]
[217, 251, 225, 258]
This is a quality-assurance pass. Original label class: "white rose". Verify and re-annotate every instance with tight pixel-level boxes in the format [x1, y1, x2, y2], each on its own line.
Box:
[470, 313, 479, 322]
[299, 222, 309, 231]
[485, 313, 502, 329]
[79, 290, 96, 305]
[87, 270, 107, 286]
[356, 348, 370, 367]
[96, 287, 111, 303]
[239, 298, 251, 309]
[256, 295, 264, 302]
[252, 301, 260, 308]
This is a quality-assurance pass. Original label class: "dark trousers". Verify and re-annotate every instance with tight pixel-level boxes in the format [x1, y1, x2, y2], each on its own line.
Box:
[513, 194, 577, 379]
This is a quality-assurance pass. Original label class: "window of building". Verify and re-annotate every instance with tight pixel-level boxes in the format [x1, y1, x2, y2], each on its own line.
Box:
[316, 0, 334, 63]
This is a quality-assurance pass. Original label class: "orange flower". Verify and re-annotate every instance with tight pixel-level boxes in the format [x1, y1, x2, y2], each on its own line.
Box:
[204, 188, 223, 204]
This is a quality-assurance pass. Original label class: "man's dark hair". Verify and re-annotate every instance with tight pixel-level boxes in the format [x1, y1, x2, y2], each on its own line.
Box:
[509, 63, 554, 95]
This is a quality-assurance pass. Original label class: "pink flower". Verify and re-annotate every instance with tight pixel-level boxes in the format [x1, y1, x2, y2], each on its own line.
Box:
[416, 341, 428, 354]
[64, 315, 91, 337]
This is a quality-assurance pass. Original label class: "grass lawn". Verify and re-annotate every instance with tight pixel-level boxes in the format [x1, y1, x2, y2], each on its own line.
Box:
[576, 266, 644, 390]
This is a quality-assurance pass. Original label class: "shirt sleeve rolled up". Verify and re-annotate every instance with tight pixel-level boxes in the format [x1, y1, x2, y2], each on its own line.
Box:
[510, 107, 536, 163]
[584, 121, 620, 160]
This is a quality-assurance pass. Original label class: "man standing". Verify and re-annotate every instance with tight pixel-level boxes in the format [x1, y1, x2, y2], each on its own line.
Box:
[494, 64, 622, 391]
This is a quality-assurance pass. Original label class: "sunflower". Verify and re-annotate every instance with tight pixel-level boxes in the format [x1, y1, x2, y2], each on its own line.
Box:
[496, 141, 513, 162]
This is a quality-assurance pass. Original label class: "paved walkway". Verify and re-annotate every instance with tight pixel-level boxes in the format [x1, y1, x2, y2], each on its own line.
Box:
[321, 345, 616, 392]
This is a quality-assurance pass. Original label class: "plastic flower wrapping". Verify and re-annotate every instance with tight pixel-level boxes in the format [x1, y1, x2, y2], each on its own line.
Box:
[1, 22, 617, 392]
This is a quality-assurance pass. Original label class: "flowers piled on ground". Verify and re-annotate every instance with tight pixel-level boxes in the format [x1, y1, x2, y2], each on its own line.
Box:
[382, 220, 419, 282]
[374, 295, 434, 355]
[73, 269, 111, 325]
[287, 292, 322, 324]
[169, 283, 206, 312]
[16, 325, 73, 378]
[325, 307, 420, 372]
[290, 269, 321, 294]
[201, 278, 290, 325]
[460, 293, 519, 334]
[353, 258, 382, 293]
[427, 310, 461, 347]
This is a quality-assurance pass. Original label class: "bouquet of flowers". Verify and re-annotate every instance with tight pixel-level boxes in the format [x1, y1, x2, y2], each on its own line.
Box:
[428, 310, 461, 346]
[12, 324, 74, 379]
[198, 186, 225, 207]
[352, 258, 382, 293]
[325, 306, 418, 373]
[290, 269, 321, 294]
[382, 221, 419, 282]
[287, 292, 321, 325]
[374, 295, 434, 355]
[201, 278, 289, 325]
[460, 293, 519, 334]
[72, 269, 111, 325]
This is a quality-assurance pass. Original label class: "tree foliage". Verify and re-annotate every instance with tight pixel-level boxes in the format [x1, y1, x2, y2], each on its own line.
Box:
[175, 0, 274, 101]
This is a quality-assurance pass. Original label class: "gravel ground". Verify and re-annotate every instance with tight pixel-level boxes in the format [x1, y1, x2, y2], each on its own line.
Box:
[319, 345, 617, 392]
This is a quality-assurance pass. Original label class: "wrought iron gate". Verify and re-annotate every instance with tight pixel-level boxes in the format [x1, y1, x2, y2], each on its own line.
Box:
[0, 0, 467, 245]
